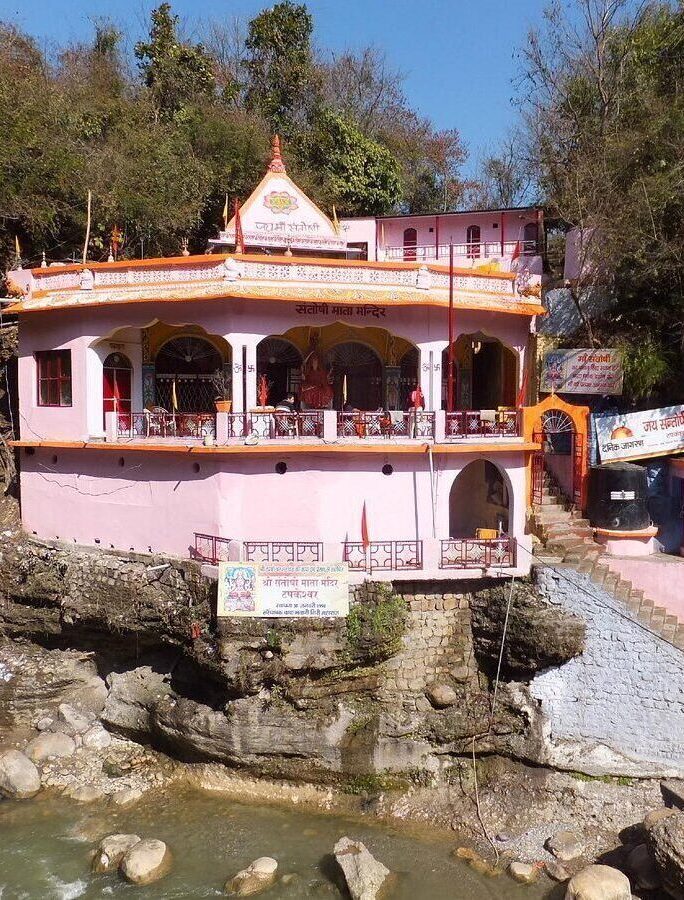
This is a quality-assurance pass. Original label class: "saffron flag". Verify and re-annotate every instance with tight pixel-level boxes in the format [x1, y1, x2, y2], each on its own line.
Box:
[511, 240, 521, 262]
[516, 366, 529, 409]
[361, 502, 370, 550]
[342, 374, 348, 405]
[332, 204, 340, 235]
[14, 235, 20, 260]
[171, 378, 178, 413]
[222, 194, 229, 230]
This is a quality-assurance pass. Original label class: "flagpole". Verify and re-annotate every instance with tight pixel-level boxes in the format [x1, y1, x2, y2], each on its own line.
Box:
[447, 242, 454, 414]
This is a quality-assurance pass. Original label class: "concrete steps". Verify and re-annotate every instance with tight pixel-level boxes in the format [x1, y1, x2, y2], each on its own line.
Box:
[532, 492, 684, 652]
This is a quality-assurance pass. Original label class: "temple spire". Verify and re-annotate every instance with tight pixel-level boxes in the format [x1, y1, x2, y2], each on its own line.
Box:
[268, 134, 286, 173]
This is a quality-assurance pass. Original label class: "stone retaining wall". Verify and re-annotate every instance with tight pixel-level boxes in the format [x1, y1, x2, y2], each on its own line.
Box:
[530, 563, 684, 778]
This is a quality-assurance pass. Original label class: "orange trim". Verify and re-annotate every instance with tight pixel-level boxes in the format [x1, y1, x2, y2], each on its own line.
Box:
[25, 251, 516, 282]
[594, 525, 658, 538]
[11, 439, 541, 455]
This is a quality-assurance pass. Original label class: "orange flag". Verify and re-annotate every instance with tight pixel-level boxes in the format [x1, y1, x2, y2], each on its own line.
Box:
[361, 501, 370, 549]
[517, 366, 529, 409]
[233, 198, 245, 253]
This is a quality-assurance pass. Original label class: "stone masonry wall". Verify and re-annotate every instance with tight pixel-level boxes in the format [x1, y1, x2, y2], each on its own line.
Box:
[530, 563, 684, 778]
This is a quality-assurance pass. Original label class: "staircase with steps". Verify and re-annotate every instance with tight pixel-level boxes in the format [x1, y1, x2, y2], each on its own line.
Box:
[531, 478, 684, 651]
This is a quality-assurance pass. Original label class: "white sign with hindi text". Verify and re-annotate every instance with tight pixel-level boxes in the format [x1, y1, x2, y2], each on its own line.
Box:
[217, 562, 349, 618]
[541, 349, 623, 395]
[595, 404, 684, 462]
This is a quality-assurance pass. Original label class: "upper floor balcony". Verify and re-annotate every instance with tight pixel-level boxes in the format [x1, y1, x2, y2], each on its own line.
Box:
[382, 239, 542, 264]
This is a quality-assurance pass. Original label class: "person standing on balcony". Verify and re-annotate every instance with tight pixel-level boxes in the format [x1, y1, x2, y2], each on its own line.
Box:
[410, 383, 425, 410]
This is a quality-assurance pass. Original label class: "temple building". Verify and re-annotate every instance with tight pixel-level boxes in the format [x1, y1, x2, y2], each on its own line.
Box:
[5, 137, 570, 580]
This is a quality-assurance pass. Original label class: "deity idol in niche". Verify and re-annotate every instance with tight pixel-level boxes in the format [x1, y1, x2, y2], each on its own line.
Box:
[301, 342, 334, 409]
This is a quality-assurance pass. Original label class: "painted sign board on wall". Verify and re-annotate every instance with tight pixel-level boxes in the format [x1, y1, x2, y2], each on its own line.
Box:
[541, 349, 623, 395]
[595, 405, 684, 462]
[217, 562, 349, 618]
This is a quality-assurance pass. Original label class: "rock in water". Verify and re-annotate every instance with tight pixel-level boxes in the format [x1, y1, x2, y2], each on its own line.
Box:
[547, 830, 585, 862]
[509, 862, 540, 884]
[564, 865, 632, 899]
[120, 839, 172, 885]
[25, 732, 76, 763]
[225, 857, 278, 895]
[0, 750, 41, 799]
[92, 833, 141, 874]
[646, 810, 684, 899]
[333, 837, 390, 900]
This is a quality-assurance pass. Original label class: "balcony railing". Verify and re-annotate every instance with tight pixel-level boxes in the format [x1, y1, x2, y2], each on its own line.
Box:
[445, 409, 520, 439]
[243, 541, 324, 564]
[118, 412, 216, 440]
[337, 411, 435, 440]
[194, 532, 232, 564]
[440, 537, 516, 569]
[236, 411, 324, 440]
[383, 240, 540, 262]
[343, 540, 423, 573]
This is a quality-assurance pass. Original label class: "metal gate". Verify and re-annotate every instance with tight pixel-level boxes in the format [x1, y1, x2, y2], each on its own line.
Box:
[532, 410, 584, 509]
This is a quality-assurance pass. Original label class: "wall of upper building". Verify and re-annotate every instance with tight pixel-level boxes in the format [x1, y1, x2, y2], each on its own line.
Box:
[340, 208, 544, 270]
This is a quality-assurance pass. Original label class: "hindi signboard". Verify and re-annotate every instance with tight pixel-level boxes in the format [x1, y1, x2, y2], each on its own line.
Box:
[541, 349, 623, 395]
[595, 405, 684, 463]
[217, 562, 349, 618]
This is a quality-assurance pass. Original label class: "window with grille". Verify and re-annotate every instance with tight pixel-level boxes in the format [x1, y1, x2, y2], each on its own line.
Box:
[36, 350, 72, 407]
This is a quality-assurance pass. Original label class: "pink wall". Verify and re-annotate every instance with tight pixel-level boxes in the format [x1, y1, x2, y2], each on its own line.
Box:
[18, 446, 531, 565]
[378, 210, 540, 254]
[605, 556, 684, 624]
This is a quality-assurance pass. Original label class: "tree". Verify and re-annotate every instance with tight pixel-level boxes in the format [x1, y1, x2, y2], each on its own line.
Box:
[245, 1, 315, 134]
[304, 109, 401, 215]
[135, 4, 215, 121]
[468, 135, 535, 209]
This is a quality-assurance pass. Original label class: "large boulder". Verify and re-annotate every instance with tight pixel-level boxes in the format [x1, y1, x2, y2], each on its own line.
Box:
[120, 838, 172, 885]
[225, 857, 278, 896]
[0, 750, 41, 799]
[91, 833, 141, 874]
[626, 842, 661, 892]
[646, 809, 684, 899]
[333, 837, 390, 900]
[25, 731, 76, 762]
[564, 865, 632, 899]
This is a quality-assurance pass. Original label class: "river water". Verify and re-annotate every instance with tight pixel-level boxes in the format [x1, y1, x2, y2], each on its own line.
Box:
[0, 786, 561, 899]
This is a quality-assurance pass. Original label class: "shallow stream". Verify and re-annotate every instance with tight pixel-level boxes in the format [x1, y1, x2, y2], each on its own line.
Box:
[0, 786, 560, 899]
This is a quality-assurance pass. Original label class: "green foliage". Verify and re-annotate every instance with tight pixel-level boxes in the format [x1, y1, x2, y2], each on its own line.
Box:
[245, 1, 315, 134]
[617, 335, 673, 403]
[342, 772, 409, 796]
[135, 4, 216, 121]
[305, 109, 401, 216]
[345, 583, 406, 663]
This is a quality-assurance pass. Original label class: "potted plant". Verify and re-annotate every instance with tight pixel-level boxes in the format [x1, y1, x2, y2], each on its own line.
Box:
[212, 369, 232, 413]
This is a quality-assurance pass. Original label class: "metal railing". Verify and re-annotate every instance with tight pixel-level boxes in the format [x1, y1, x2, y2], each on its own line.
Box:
[383, 240, 540, 262]
[243, 541, 324, 564]
[193, 532, 232, 564]
[342, 540, 423, 573]
[336, 411, 435, 440]
[118, 412, 216, 440]
[445, 410, 520, 439]
[238, 411, 324, 440]
[439, 537, 516, 569]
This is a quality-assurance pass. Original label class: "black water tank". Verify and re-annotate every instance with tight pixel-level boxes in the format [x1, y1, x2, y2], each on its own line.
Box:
[588, 463, 651, 531]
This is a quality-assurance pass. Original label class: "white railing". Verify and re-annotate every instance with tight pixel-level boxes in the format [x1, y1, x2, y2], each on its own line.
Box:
[383, 240, 540, 262]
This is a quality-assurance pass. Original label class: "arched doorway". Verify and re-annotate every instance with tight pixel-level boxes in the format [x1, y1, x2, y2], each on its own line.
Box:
[442, 335, 517, 411]
[449, 459, 510, 537]
[532, 409, 583, 508]
[154, 336, 224, 412]
[103, 352, 132, 424]
[257, 337, 303, 406]
[523, 221, 539, 253]
[327, 342, 383, 410]
[466, 224, 481, 258]
[403, 227, 417, 261]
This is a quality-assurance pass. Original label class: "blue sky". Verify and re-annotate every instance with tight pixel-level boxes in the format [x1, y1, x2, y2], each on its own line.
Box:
[1, 0, 548, 171]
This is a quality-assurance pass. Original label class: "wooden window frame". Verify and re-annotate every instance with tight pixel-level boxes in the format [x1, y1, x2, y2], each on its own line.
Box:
[36, 349, 72, 407]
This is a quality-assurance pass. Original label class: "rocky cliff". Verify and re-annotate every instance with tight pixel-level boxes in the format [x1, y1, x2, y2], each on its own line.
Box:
[0, 532, 585, 785]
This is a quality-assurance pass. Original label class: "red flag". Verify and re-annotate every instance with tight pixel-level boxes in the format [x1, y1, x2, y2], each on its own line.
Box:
[361, 502, 370, 549]
[511, 240, 521, 262]
[233, 198, 245, 254]
[517, 365, 529, 409]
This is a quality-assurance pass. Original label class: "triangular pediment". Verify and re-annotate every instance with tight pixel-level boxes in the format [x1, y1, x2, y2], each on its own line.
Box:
[218, 140, 346, 253]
